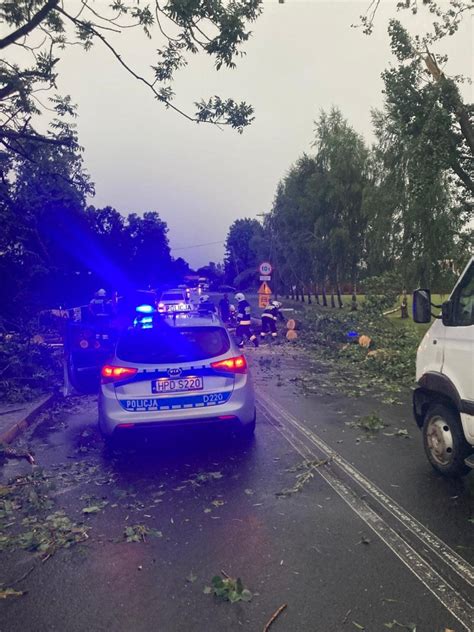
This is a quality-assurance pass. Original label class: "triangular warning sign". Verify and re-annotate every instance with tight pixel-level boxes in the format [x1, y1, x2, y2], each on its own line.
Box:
[258, 282, 272, 295]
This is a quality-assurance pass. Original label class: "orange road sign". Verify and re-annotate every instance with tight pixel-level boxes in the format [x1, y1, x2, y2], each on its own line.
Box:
[258, 282, 272, 295]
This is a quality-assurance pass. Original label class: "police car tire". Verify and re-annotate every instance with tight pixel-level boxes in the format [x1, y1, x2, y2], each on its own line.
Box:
[240, 413, 256, 438]
[422, 403, 471, 477]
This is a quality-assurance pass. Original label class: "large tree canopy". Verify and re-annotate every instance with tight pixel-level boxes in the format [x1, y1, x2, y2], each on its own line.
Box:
[0, 0, 262, 161]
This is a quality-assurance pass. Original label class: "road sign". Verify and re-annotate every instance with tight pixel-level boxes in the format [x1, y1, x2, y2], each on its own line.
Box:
[259, 261, 273, 276]
[258, 281, 272, 295]
[259, 275, 271, 281]
[259, 294, 271, 308]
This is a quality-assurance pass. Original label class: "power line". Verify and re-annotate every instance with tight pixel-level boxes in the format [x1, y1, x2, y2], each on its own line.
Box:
[172, 240, 225, 251]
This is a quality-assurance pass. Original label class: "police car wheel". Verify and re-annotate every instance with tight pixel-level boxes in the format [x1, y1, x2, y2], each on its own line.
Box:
[239, 412, 256, 439]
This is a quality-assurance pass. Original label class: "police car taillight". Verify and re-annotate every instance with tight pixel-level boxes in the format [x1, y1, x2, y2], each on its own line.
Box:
[211, 356, 247, 374]
[101, 365, 138, 383]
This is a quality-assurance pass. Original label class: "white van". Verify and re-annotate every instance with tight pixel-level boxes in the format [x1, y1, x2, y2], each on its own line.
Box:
[413, 257, 474, 476]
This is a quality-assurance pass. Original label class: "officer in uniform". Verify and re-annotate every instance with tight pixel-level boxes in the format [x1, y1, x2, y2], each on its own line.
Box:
[260, 300, 284, 340]
[89, 289, 109, 318]
[198, 295, 216, 313]
[234, 293, 259, 348]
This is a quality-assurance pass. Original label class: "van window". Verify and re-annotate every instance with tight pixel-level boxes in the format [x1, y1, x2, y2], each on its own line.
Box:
[116, 326, 230, 363]
[452, 262, 474, 327]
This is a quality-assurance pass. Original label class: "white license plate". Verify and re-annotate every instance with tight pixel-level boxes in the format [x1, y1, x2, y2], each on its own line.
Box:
[152, 377, 204, 394]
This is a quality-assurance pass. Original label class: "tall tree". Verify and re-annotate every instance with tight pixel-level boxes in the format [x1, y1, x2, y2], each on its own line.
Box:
[312, 108, 368, 304]
[224, 218, 264, 286]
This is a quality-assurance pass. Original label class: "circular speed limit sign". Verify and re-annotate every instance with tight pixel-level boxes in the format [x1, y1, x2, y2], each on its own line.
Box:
[259, 261, 273, 276]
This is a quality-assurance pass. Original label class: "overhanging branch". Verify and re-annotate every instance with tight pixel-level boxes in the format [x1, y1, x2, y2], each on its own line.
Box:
[56, 6, 198, 124]
[0, 129, 74, 147]
[0, 0, 60, 50]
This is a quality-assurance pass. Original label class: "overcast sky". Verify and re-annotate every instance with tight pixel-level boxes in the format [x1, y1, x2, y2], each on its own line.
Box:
[53, 1, 472, 269]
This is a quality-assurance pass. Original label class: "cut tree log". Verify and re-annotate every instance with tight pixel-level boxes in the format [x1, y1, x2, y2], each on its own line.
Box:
[286, 330, 298, 341]
[286, 319, 301, 331]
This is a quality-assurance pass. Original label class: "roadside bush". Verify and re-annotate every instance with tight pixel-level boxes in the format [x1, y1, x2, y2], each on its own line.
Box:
[0, 334, 62, 403]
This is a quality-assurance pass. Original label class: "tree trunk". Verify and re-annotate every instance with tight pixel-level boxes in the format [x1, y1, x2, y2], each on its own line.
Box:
[286, 318, 301, 330]
[300, 286, 305, 303]
[351, 281, 358, 311]
[314, 284, 320, 305]
[321, 284, 327, 307]
[330, 288, 336, 309]
[307, 287, 312, 304]
[336, 284, 343, 309]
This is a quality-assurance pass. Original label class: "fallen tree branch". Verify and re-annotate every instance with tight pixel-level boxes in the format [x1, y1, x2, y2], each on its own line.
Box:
[0, 445, 35, 464]
[10, 566, 36, 586]
[263, 604, 287, 632]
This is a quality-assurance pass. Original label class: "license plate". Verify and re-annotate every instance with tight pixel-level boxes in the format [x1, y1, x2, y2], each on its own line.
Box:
[152, 377, 204, 394]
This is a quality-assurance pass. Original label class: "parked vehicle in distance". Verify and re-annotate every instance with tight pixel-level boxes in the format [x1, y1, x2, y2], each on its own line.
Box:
[98, 310, 256, 440]
[413, 256, 474, 476]
[158, 289, 191, 313]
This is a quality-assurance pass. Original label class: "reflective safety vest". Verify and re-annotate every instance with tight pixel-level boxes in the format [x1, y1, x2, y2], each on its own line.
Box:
[237, 300, 252, 325]
[262, 305, 282, 321]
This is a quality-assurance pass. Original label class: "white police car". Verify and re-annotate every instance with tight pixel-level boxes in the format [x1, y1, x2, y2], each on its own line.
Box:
[98, 309, 256, 440]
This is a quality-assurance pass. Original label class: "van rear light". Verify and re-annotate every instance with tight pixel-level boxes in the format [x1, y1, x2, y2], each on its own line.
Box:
[211, 355, 247, 374]
[101, 365, 138, 383]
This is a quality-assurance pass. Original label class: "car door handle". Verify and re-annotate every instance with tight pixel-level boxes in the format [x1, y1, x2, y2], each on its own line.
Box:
[433, 339, 437, 345]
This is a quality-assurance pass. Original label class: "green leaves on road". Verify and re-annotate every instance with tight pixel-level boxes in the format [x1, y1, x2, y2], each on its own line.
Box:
[123, 525, 163, 543]
[204, 574, 253, 603]
[16, 512, 89, 558]
[82, 501, 109, 515]
[348, 413, 385, 435]
[276, 458, 329, 498]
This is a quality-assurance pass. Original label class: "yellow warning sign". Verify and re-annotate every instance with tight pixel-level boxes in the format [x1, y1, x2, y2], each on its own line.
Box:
[258, 294, 270, 308]
[258, 282, 272, 295]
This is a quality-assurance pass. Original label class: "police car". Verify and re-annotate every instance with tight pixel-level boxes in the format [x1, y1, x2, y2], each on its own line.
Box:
[98, 308, 256, 439]
[157, 289, 191, 313]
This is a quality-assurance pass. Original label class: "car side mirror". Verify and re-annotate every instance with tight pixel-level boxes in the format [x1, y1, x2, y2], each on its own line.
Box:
[413, 289, 431, 323]
[441, 300, 453, 326]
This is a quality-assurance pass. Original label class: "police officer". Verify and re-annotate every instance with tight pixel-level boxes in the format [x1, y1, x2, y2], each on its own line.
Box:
[198, 294, 216, 313]
[219, 293, 231, 323]
[234, 293, 259, 348]
[260, 300, 284, 340]
[89, 289, 108, 317]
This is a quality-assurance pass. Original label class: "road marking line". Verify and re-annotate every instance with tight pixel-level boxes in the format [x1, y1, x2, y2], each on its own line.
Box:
[258, 391, 474, 587]
[257, 400, 474, 631]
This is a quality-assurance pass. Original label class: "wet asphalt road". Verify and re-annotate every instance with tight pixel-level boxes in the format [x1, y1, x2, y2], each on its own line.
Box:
[0, 344, 473, 632]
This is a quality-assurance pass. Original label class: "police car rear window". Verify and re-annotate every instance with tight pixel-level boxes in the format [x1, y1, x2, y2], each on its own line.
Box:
[116, 326, 230, 364]
[161, 293, 184, 301]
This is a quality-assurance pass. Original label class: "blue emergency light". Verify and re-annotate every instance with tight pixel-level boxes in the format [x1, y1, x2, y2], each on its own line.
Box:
[136, 304, 155, 314]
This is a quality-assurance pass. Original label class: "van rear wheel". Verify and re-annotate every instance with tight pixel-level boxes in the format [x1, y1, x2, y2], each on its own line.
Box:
[422, 403, 472, 477]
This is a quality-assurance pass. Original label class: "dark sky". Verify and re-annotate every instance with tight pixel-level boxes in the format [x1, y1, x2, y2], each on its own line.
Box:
[52, 1, 471, 268]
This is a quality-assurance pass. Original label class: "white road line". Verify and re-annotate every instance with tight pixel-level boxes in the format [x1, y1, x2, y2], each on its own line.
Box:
[257, 401, 474, 631]
[258, 391, 474, 587]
